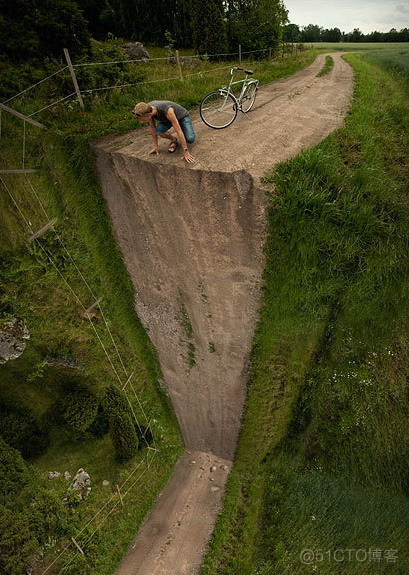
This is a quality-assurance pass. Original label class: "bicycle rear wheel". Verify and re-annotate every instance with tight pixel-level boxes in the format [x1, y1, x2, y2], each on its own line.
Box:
[200, 91, 238, 129]
[241, 82, 258, 113]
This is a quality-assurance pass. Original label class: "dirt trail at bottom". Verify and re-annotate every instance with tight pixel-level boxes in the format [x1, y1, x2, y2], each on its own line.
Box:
[94, 53, 354, 575]
[115, 452, 231, 575]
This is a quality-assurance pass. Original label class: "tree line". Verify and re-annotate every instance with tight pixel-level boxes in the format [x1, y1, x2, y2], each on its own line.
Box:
[0, 0, 288, 64]
[284, 23, 409, 43]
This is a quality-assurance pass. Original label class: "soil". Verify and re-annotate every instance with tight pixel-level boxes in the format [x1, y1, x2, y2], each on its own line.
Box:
[93, 52, 354, 575]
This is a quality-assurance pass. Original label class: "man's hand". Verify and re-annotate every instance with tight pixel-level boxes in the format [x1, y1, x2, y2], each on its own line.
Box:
[149, 146, 159, 155]
[183, 149, 195, 163]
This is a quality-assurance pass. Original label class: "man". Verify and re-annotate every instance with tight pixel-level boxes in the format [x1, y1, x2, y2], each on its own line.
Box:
[132, 100, 195, 163]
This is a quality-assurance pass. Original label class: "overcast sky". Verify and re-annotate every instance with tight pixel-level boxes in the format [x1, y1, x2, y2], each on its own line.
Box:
[283, 0, 409, 34]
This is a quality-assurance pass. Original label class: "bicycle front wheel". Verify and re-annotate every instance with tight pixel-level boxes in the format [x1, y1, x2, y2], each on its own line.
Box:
[241, 82, 258, 113]
[200, 91, 238, 129]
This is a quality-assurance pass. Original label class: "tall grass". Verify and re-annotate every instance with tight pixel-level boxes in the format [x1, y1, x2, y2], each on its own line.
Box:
[201, 49, 409, 574]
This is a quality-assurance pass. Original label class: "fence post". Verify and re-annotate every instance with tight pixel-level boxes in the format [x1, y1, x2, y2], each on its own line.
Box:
[269, 47, 272, 60]
[175, 50, 184, 82]
[282, 42, 285, 59]
[239, 44, 242, 64]
[63, 48, 84, 109]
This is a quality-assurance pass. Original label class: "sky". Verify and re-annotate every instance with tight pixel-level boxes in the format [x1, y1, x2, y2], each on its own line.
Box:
[283, 0, 409, 34]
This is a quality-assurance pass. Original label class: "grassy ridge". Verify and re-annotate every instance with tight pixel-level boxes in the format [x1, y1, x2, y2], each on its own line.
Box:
[201, 50, 409, 574]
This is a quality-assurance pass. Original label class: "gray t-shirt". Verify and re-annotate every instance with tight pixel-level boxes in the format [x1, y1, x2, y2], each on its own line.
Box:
[148, 100, 189, 122]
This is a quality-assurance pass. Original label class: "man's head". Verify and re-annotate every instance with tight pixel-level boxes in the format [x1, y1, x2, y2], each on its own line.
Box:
[132, 102, 153, 122]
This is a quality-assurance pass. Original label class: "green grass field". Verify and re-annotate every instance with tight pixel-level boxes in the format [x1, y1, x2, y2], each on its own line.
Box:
[304, 41, 409, 51]
[201, 48, 409, 575]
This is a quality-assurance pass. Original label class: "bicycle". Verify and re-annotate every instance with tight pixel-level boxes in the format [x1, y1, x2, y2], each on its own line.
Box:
[199, 67, 259, 129]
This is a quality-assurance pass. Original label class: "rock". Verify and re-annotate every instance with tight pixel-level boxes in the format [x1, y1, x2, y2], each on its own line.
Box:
[122, 42, 150, 60]
[64, 471, 71, 480]
[102, 480, 110, 487]
[0, 318, 29, 364]
[168, 56, 199, 67]
[210, 465, 217, 473]
[68, 468, 91, 500]
[48, 471, 61, 479]
[210, 486, 220, 492]
[47, 356, 81, 370]
[190, 460, 196, 465]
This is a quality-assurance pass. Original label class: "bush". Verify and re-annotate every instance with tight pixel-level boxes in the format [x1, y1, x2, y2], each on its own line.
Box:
[103, 385, 138, 461]
[0, 398, 49, 459]
[88, 404, 110, 438]
[0, 436, 28, 501]
[28, 488, 71, 543]
[0, 505, 37, 575]
[58, 382, 99, 432]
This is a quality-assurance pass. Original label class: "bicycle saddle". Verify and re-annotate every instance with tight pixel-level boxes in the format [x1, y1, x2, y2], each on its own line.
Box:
[232, 67, 254, 75]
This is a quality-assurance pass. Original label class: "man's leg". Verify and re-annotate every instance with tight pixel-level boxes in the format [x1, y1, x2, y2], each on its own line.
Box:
[155, 121, 177, 148]
[179, 116, 195, 144]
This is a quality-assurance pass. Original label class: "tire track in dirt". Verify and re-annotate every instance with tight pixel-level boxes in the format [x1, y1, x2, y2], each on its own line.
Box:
[93, 52, 354, 575]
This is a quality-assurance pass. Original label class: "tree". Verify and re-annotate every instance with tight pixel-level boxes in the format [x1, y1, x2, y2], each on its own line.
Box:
[103, 385, 138, 461]
[300, 24, 322, 42]
[227, 0, 287, 53]
[0, 0, 91, 62]
[191, 0, 228, 55]
[284, 23, 301, 43]
[321, 27, 342, 42]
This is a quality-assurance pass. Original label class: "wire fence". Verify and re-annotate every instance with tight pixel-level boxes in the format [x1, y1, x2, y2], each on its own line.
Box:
[0, 171, 161, 573]
[1, 43, 304, 120]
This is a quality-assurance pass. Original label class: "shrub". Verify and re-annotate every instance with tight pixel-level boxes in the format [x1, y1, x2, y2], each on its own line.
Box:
[0, 436, 28, 501]
[58, 382, 99, 432]
[0, 505, 37, 575]
[0, 398, 49, 459]
[103, 385, 138, 461]
[88, 404, 110, 438]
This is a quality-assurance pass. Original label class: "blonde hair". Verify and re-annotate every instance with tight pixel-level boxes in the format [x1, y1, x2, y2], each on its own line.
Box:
[133, 102, 152, 117]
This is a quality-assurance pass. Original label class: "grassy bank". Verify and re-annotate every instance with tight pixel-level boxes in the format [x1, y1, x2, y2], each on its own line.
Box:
[201, 49, 409, 574]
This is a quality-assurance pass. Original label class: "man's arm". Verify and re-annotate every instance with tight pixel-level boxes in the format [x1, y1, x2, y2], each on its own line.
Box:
[148, 118, 159, 154]
[166, 108, 195, 163]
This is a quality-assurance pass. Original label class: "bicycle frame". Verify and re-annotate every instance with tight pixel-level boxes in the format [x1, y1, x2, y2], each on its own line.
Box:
[219, 68, 258, 112]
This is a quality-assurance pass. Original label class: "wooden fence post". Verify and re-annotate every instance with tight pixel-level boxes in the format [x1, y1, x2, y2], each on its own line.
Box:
[239, 44, 242, 64]
[269, 47, 272, 60]
[63, 48, 84, 109]
[175, 50, 184, 82]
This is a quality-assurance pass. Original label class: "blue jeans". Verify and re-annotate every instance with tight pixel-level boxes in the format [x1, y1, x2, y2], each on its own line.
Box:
[155, 115, 195, 144]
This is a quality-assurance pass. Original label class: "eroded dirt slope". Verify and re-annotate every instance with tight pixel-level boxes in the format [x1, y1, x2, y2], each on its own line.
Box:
[94, 52, 354, 575]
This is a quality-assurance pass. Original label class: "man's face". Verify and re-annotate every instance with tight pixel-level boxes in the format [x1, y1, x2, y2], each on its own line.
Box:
[133, 111, 152, 123]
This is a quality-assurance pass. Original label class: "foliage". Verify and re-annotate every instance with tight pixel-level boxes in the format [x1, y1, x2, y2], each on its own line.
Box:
[103, 385, 139, 461]
[0, 506, 38, 575]
[0, 0, 91, 63]
[57, 380, 99, 432]
[191, 0, 228, 56]
[0, 436, 29, 500]
[226, 0, 287, 54]
[80, 0, 193, 47]
[0, 397, 50, 459]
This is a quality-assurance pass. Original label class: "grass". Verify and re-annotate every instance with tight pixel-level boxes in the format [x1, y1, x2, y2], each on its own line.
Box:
[304, 42, 409, 51]
[201, 48, 409, 574]
[317, 55, 334, 77]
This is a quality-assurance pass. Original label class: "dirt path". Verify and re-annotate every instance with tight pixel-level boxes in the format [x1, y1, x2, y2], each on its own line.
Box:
[93, 52, 354, 575]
